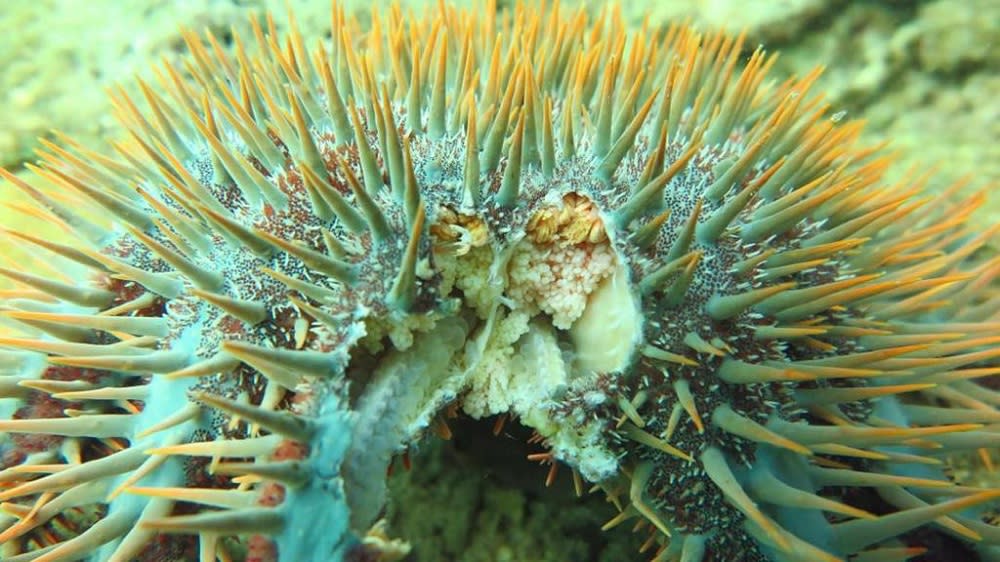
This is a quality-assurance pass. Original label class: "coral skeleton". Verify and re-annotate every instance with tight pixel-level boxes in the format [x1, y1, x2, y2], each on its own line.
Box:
[0, 1, 998, 561]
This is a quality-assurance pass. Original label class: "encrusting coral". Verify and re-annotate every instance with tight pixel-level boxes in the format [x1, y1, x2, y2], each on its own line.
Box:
[1, 1, 998, 561]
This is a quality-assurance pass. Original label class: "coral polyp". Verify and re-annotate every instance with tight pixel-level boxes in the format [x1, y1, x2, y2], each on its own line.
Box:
[1, 1, 999, 561]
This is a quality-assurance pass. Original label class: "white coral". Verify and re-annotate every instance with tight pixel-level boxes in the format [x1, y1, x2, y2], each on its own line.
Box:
[460, 309, 534, 418]
[506, 239, 616, 329]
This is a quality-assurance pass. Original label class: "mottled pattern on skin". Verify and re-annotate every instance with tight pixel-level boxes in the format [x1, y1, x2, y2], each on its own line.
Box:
[0, 2, 998, 562]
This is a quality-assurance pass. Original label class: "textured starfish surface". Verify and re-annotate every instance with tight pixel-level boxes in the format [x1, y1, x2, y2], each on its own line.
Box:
[1, 2, 998, 561]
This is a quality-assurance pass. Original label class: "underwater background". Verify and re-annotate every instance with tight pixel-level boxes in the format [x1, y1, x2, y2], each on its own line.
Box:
[0, 1, 997, 560]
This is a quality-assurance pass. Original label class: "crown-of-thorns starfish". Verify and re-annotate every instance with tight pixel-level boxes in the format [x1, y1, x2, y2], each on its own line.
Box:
[1, 1, 998, 561]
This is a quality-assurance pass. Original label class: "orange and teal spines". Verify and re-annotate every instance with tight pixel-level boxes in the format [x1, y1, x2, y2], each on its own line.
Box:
[599, 154, 1000, 560]
[1, 1, 999, 561]
[573, 23, 1000, 557]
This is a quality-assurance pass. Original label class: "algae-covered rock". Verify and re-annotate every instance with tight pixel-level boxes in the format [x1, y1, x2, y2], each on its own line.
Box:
[914, 0, 1000, 74]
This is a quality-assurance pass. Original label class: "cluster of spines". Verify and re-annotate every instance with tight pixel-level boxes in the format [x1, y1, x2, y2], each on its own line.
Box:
[0, 4, 447, 561]
[595, 155, 1000, 557]
[449, 6, 1000, 562]
[0, 1, 998, 561]
[596, 168, 1000, 559]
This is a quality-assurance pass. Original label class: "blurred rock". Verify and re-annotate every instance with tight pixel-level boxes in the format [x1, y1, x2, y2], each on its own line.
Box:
[914, 0, 1000, 74]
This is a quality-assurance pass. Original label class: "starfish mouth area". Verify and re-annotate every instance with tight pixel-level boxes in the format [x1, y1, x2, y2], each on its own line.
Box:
[343, 192, 643, 513]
